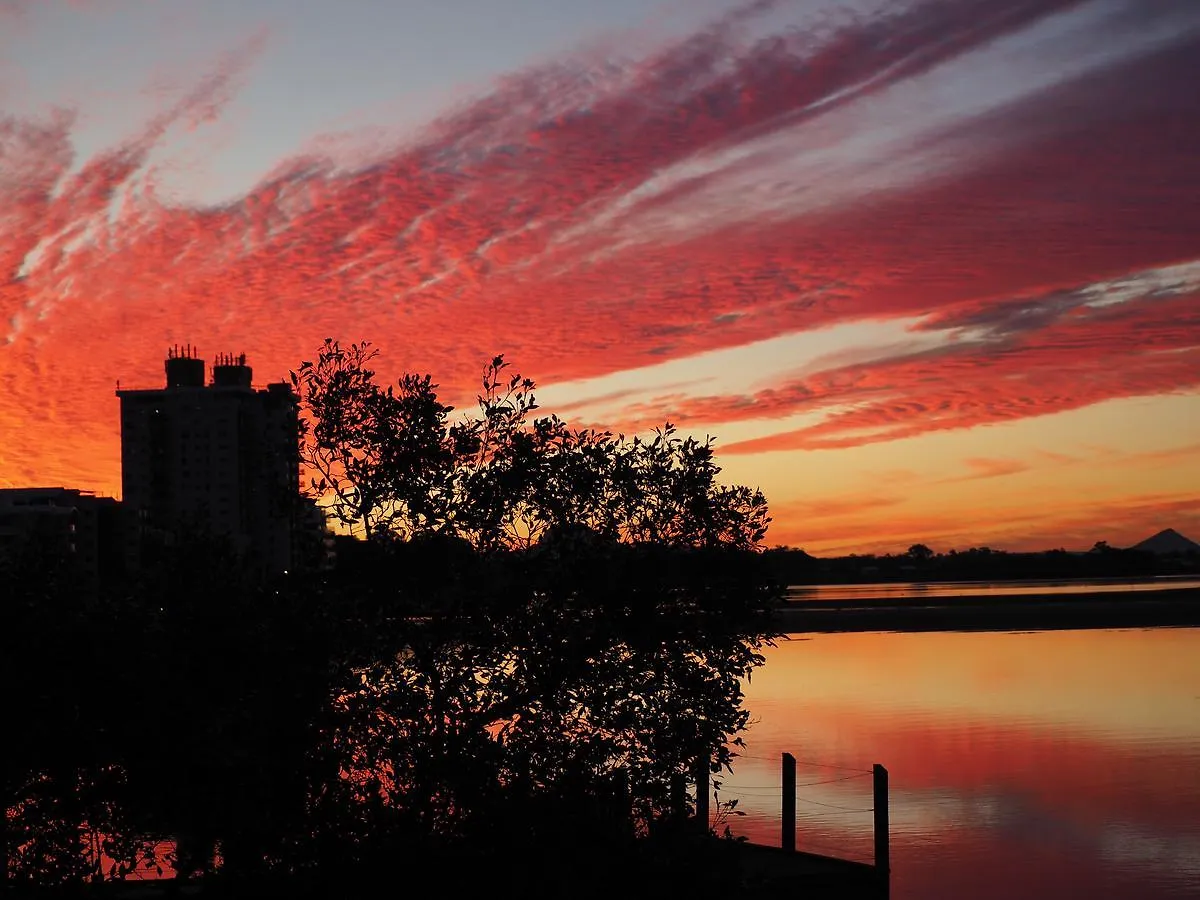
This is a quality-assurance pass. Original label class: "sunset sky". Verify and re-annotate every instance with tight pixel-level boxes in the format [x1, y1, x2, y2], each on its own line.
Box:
[2, 0, 1198, 554]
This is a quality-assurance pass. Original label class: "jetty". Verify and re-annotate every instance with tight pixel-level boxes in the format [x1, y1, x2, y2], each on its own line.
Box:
[707, 753, 891, 898]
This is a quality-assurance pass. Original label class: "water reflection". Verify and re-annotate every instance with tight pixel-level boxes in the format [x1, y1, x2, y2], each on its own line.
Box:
[721, 628, 1200, 900]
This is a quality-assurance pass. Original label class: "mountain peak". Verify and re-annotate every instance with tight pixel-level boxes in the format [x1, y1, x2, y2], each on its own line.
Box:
[1129, 528, 1200, 555]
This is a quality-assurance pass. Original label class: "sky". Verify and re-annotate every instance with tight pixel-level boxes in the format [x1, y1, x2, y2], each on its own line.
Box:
[1, 0, 1198, 555]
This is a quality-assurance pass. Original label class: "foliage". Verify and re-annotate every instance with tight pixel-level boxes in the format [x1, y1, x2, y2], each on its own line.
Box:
[292, 339, 771, 551]
[1, 542, 161, 886]
[291, 339, 462, 539]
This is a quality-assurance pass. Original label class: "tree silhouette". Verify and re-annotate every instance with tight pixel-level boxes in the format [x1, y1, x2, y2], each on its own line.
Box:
[291, 340, 778, 859]
[291, 339, 462, 539]
[294, 340, 770, 552]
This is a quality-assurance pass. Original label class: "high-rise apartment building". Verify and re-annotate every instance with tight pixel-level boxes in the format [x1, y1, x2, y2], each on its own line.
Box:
[117, 347, 300, 575]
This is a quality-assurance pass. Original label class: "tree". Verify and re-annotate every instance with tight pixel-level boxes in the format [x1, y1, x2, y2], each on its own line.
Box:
[291, 339, 779, 853]
[292, 339, 466, 539]
[907, 543, 934, 561]
[294, 340, 771, 553]
[1, 541, 161, 886]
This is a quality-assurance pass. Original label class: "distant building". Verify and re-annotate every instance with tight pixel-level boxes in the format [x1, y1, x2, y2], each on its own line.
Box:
[0, 487, 123, 587]
[116, 346, 300, 576]
[295, 496, 337, 572]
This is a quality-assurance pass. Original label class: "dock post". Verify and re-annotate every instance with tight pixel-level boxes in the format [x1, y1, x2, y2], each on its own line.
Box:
[782, 752, 796, 851]
[873, 763, 890, 891]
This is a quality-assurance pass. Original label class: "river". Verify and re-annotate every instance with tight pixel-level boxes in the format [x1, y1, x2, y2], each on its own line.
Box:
[721, 627, 1200, 899]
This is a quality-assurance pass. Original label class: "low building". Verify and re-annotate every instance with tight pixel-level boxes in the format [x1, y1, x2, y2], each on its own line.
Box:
[0, 487, 123, 588]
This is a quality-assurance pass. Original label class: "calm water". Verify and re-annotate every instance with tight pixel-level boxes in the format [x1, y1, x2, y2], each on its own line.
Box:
[721, 628, 1200, 899]
[786, 577, 1200, 602]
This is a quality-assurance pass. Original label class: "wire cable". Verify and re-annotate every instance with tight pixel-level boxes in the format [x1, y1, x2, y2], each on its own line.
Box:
[796, 796, 874, 813]
[796, 771, 870, 787]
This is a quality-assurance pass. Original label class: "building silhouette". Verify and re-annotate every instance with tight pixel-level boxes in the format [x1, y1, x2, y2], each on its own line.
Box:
[296, 495, 338, 572]
[0, 487, 123, 588]
[116, 346, 300, 575]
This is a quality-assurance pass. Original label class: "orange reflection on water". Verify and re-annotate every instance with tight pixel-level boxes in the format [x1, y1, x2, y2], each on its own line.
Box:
[746, 628, 1200, 738]
[721, 628, 1200, 900]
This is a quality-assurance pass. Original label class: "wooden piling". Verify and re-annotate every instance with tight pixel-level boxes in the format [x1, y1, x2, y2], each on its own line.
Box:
[873, 763, 890, 887]
[782, 752, 796, 851]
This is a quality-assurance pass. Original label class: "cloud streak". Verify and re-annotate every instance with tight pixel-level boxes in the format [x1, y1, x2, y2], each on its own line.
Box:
[578, 261, 1200, 452]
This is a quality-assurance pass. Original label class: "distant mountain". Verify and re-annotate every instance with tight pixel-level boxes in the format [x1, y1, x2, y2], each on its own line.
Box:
[1129, 528, 1200, 555]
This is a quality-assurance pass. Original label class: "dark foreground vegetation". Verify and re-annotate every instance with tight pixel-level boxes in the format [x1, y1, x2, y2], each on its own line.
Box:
[2, 342, 783, 896]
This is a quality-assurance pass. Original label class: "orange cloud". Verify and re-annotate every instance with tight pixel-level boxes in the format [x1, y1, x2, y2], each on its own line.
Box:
[949, 458, 1031, 481]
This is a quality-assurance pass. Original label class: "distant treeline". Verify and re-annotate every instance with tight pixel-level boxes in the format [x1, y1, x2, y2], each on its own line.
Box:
[763, 543, 1199, 585]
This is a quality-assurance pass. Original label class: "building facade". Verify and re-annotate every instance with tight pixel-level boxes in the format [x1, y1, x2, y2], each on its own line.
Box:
[117, 347, 300, 576]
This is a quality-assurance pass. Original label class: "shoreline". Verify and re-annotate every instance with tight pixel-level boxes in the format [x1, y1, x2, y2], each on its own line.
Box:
[771, 586, 1200, 633]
